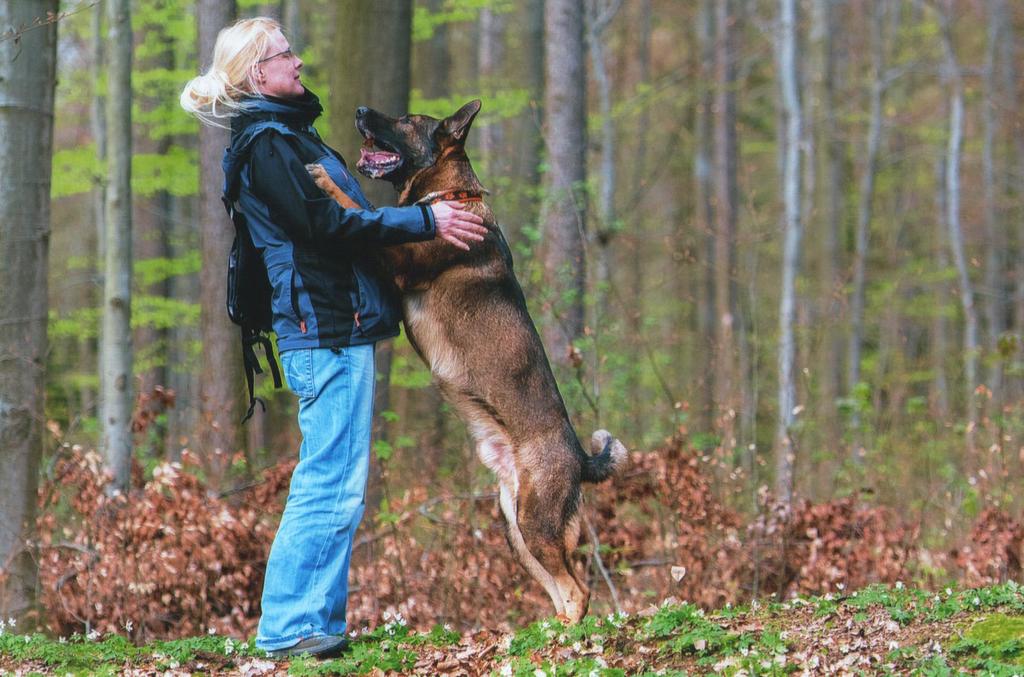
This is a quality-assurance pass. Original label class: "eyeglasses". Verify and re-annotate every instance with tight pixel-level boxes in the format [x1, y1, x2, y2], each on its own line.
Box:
[258, 48, 293, 64]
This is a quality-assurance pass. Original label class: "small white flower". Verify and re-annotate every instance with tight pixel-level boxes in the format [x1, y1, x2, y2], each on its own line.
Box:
[895, 581, 904, 590]
[349, 630, 358, 638]
[58, 636, 67, 644]
[7, 618, 15, 629]
[836, 582, 845, 591]
[124, 619, 134, 633]
[208, 627, 216, 636]
[86, 629, 101, 641]
[973, 597, 981, 606]
[945, 587, 953, 596]
[499, 663, 514, 677]
[224, 637, 236, 655]
[443, 623, 453, 632]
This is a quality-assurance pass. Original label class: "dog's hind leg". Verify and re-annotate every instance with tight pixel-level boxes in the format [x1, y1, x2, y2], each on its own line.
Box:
[507, 469, 591, 622]
[498, 480, 567, 616]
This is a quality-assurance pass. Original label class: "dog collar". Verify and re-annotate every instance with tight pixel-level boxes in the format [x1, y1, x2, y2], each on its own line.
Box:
[415, 189, 486, 205]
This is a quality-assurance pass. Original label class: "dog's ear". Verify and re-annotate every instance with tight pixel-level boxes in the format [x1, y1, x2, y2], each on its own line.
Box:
[440, 100, 482, 142]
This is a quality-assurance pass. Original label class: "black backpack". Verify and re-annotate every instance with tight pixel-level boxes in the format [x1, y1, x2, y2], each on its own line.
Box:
[222, 196, 283, 423]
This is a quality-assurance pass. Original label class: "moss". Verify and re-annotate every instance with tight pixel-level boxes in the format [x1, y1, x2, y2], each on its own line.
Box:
[967, 614, 1024, 645]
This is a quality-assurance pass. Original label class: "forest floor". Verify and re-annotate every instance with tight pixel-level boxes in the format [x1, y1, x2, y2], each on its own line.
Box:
[3, 583, 1024, 675]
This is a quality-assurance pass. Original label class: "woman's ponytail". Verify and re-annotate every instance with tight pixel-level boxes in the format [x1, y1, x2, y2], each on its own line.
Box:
[180, 17, 281, 127]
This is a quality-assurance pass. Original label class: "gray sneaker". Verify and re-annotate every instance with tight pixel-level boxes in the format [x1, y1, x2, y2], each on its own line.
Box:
[265, 635, 349, 659]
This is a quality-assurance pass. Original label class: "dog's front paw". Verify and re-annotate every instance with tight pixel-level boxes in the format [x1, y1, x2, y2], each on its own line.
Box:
[305, 163, 331, 191]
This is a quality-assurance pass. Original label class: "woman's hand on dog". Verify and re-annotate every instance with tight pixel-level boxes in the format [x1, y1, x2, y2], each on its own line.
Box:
[431, 201, 488, 250]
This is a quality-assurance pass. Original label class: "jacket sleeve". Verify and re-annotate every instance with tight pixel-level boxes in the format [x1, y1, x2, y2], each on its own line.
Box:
[248, 132, 436, 245]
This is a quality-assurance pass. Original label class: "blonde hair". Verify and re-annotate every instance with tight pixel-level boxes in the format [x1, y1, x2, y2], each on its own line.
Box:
[180, 17, 282, 126]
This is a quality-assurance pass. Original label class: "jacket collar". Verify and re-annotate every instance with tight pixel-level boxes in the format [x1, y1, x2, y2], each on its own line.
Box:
[223, 89, 324, 200]
[230, 88, 323, 136]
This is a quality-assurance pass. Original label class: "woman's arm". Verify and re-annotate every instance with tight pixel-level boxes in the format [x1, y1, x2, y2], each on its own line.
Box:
[249, 132, 436, 245]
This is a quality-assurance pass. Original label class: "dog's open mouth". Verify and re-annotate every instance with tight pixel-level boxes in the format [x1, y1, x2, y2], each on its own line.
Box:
[356, 136, 403, 179]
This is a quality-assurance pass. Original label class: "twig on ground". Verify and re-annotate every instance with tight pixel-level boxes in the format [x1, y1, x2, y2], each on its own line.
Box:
[584, 512, 622, 613]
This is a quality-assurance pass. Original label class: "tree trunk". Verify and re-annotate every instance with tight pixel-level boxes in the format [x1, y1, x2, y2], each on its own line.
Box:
[586, 0, 621, 323]
[281, 0, 302, 51]
[506, 0, 545, 249]
[478, 6, 507, 178]
[100, 0, 134, 493]
[695, 0, 716, 434]
[713, 0, 740, 447]
[196, 0, 240, 488]
[412, 0, 451, 472]
[329, 0, 413, 516]
[0, 0, 57, 622]
[982, 0, 1005, 405]
[541, 0, 587, 365]
[628, 0, 651, 439]
[931, 156, 951, 420]
[848, 0, 886, 464]
[940, 7, 980, 457]
[415, 0, 449, 101]
[810, 0, 844, 450]
[85, 1, 105, 421]
[773, 0, 803, 508]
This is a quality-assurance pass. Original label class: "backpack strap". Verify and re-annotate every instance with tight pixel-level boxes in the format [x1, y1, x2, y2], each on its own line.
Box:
[240, 327, 283, 424]
[222, 194, 284, 424]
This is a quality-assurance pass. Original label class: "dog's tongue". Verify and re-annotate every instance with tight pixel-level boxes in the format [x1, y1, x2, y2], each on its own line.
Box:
[356, 146, 402, 179]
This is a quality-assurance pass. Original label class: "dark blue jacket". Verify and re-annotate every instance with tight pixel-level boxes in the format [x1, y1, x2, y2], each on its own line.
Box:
[222, 91, 435, 352]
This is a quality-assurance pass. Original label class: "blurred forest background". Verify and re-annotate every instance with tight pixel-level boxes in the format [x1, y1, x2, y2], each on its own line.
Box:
[2, 0, 1024, 641]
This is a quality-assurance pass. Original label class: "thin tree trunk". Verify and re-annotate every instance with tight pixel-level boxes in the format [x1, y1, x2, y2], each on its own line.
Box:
[196, 0, 240, 488]
[478, 6, 507, 178]
[713, 0, 740, 448]
[695, 0, 717, 435]
[508, 0, 545, 249]
[0, 0, 58, 621]
[940, 7, 980, 457]
[85, 1, 106, 421]
[281, 0, 301, 51]
[586, 0, 622, 322]
[629, 0, 652, 439]
[810, 0, 844, 450]
[773, 0, 803, 508]
[541, 0, 587, 364]
[330, 0, 413, 516]
[932, 157, 951, 420]
[413, 0, 451, 469]
[100, 0, 134, 493]
[848, 0, 886, 464]
[982, 0, 1005, 404]
[415, 0, 449, 101]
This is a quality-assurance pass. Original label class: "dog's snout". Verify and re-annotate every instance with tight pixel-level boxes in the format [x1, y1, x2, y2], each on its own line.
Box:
[356, 106, 369, 118]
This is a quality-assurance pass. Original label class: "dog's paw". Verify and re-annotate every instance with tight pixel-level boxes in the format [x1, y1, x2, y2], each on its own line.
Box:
[305, 163, 330, 188]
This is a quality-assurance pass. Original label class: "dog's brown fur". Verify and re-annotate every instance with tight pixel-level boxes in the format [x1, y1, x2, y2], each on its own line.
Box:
[307, 100, 626, 622]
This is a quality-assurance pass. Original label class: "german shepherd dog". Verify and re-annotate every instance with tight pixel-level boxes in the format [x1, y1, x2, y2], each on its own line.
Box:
[307, 100, 626, 622]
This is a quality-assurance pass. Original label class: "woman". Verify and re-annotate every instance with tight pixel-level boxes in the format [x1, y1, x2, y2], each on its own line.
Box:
[181, 18, 486, 658]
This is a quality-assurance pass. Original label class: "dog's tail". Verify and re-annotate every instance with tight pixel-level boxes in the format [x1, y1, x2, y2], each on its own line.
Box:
[579, 429, 628, 483]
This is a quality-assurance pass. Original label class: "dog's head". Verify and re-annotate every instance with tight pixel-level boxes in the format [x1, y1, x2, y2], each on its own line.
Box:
[354, 100, 481, 189]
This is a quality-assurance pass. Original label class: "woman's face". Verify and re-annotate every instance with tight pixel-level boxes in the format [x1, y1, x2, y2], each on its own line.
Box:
[255, 29, 304, 99]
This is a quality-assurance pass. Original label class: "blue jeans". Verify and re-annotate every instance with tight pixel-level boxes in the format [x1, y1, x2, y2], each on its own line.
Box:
[255, 344, 375, 650]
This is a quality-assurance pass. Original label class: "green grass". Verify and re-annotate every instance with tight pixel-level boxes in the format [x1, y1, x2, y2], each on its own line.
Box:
[5, 583, 1024, 675]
